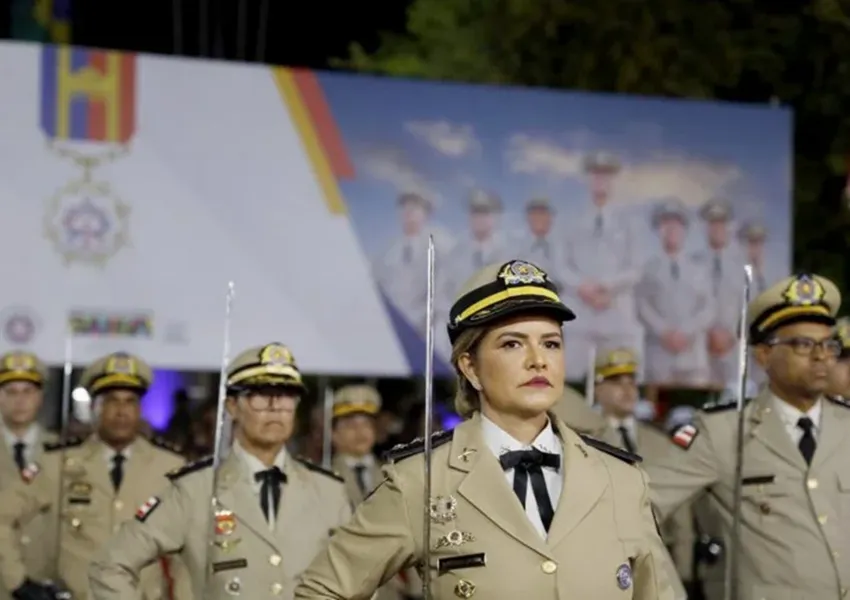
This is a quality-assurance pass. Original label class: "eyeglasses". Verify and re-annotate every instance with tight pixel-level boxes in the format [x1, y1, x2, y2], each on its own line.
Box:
[238, 392, 299, 412]
[766, 336, 842, 358]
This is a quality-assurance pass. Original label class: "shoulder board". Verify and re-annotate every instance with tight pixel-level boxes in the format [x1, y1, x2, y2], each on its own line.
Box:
[166, 456, 213, 481]
[579, 434, 643, 465]
[383, 430, 455, 463]
[43, 437, 84, 452]
[149, 436, 183, 455]
[295, 457, 344, 483]
[827, 395, 850, 409]
[701, 397, 744, 413]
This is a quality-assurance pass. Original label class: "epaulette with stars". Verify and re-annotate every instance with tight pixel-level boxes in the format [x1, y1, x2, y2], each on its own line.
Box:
[382, 430, 454, 463]
[295, 457, 344, 482]
[43, 437, 84, 452]
[827, 395, 850, 409]
[579, 434, 643, 465]
[148, 436, 183, 455]
[166, 456, 213, 481]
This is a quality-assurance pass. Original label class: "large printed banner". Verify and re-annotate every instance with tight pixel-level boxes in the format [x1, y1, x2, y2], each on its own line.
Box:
[0, 42, 792, 383]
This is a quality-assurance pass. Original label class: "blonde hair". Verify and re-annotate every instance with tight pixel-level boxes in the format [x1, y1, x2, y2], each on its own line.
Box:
[450, 326, 489, 418]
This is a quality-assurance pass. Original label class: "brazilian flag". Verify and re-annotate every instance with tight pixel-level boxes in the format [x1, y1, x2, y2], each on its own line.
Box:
[11, 0, 71, 43]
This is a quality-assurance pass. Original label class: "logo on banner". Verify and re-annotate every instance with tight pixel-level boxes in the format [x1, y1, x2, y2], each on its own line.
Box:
[68, 309, 153, 338]
[39, 46, 137, 267]
[0, 307, 40, 345]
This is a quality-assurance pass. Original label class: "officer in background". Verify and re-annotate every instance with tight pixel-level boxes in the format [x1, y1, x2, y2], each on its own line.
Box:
[561, 151, 643, 382]
[0, 351, 189, 600]
[827, 317, 850, 400]
[694, 199, 744, 387]
[515, 198, 564, 289]
[295, 259, 676, 599]
[331, 384, 422, 600]
[591, 348, 696, 593]
[549, 386, 608, 438]
[637, 199, 714, 386]
[738, 221, 768, 295]
[88, 343, 351, 600]
[646, 273, 850, 600]
[0, 352, 59, 600]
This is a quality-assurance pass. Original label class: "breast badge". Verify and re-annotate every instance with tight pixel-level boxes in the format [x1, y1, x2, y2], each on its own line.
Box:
[225, 577, 241, 596]
[454, 579, 476, 598]
[616, 563, 632, 590]
[20, 463, 40, 483]
[215, 509, 237, 535]
[433, 529, 475, 551]
[429, 495, 458, 524]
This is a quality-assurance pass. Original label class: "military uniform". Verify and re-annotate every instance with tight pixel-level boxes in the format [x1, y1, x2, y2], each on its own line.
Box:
[646, 274, 850, 599]
[637, 199, 714, 386]
[512, 198, 566, 290]
[561, 153, 643, 382]
[0, 353, 60, 600]
[737, 221, 768, 295]
[0, 352, 189, 600]
[295, 259, 675, 600]
[549, 387, 607, 438]
[88, 343, 351, 600]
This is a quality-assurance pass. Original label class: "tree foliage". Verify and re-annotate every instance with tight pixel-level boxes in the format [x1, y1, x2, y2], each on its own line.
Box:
[341, 0, 850, 288]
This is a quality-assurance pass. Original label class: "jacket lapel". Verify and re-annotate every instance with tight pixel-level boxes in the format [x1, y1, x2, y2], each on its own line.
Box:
[546, 420, 608, 549]
[332, 456, 362, 504]
[452, 413, 551, 558]
[216, 454, 278, 549]
[275, 458, 312, 538]
[811, 399, 848, 470]
[78, 437, 114, 496]
[749, 391, 807, 471]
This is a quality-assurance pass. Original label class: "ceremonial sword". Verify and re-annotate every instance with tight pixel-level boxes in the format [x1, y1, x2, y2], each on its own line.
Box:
[422, 235, 436, 600]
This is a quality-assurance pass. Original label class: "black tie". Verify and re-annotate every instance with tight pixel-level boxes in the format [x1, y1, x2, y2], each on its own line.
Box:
[797, 417, 816, 465]
[671, 261, 680, 280]
[12, 442, 26, 472]
[353, 464, 368, 496]
[499, 449, 560, 532]
[618, 426, 637, 454]
[110, 453, 125, 491]
[713, 255, 722, 294]
[594, 214, 603, 236]
[255, 467, 286, 523]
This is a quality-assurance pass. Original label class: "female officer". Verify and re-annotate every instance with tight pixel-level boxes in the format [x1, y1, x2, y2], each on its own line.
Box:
[294, 259, 676, 600]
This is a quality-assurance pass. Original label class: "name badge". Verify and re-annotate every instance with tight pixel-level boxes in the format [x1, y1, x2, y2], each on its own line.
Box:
[438, 553, 486, 575]
[741, 475, 775, 486]
[212, 559, 248, 573]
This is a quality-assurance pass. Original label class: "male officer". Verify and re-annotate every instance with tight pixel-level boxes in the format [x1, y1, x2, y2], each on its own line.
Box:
[646, 273, 850, 600]
[738, 221, 769, 295]
[0, 352, 59, 600]
[0, 351, 188, 600]
[549, 386, 608, 438]
[561, 151, 642, 381]
[591, 348, 698, 595]
[827, 317, 850, 400]
[637, 198, 714, 386]
[514, 198, 564, 289]
[88, 342, 351, 600]
[696, 199, 745, 387]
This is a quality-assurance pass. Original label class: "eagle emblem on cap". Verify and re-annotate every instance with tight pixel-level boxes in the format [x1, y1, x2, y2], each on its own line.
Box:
[607, 349, 634, 366]
[4, 352, 36, 371]
[782, 274, 825, 306]
[498, 260, 547, 286]
[105, 353, 136, 375]
[259, 344, 294, 366]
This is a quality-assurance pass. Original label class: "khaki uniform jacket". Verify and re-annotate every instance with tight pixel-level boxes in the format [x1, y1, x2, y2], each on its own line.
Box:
[294, 412, 676, 600]
[550, 388, 608, 437]
[601, 421, 691, 595]
[88, 450, 352, 600]
[645, 390, 850, 600]
[0, 427, 59, 600]
[333, 456, 422, 600]
[0, 435, 188, 600]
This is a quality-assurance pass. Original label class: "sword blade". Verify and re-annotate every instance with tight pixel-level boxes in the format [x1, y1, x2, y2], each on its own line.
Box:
[422, 235, 436, 600]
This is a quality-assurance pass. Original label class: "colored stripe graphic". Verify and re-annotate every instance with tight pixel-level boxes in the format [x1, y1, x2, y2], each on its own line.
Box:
[272, 68, 353, 215]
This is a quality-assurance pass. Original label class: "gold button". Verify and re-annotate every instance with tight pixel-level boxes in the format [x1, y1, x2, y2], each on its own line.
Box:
[759, 503, 771, 515]
[819, 515, 828, 525]
[541, 560, 557, 574]
[271, 583, 283, 595]
[20, 535, 30, 545]
[269, 554, 282, 566]
[807, 478, 818, 490]
[70, 517, 81, 529]
[114, 500, 123, 511]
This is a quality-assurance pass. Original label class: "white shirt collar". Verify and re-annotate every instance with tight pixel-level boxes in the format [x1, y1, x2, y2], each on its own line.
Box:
[233, 439, 286, 476]
[342, 453, 375, 468]
[480, 414, 561, 458]
[606, 415, 636, 432]
[772, 393, 822, 432]
[2, 423, 39, 449]
[102, 438, 133, 462]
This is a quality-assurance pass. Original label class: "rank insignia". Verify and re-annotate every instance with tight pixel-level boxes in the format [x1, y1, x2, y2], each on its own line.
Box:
[135, 496, 161, 522]
[433, 529, 475, 550]
[616, 563, 632, 590]
[429, 495, 458, 524]
[215, 510, 236, 535]
[498, 260, 547, 286]
[671, 424, 699, 450]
